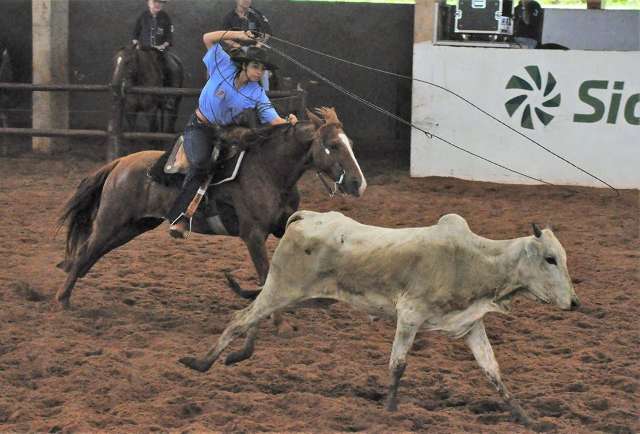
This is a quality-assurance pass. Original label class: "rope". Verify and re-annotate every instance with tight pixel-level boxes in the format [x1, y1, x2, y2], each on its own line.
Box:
[262, 41, 578, 190]
[266, 34, 618, 195]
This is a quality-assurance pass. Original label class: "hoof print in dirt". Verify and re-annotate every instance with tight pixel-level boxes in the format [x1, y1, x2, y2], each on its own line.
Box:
[84, 349, 103, 357]
[532, 420, 559, 432]
[11, 281, 46, 302]
[122, 298, 136, 306]
[533, 398, 570, 417]
[180, 403, 202, 419]
[586, 398, 610, 411]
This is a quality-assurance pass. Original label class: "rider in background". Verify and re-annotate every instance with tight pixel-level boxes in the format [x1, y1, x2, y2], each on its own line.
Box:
[167, 30, 298, 239]
[132, 0, 181, 107]
[513, 0, 543, 49]
[222, 0, 273, 90]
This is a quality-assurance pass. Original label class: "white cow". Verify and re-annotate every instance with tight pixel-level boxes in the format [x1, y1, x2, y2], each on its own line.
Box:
[180, 211, 580, 426]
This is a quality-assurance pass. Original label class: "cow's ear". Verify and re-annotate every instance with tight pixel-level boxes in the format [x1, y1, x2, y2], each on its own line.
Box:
[531, 223, 542, 238]
[306, 108, 324, 129]
[524, 239, 540, 258]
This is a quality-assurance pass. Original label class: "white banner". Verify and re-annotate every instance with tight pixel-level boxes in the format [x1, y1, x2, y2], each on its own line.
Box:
[411, 44, 640, 188]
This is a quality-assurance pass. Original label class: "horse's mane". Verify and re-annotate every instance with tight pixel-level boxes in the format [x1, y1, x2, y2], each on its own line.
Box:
[221, 122, 303, 152]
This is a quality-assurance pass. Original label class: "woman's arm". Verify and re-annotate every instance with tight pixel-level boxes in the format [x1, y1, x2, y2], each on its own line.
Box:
[202, 30, 254, 50]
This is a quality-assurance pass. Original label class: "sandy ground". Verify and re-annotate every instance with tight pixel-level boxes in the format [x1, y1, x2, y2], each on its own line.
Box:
[0, 152, 638, 433]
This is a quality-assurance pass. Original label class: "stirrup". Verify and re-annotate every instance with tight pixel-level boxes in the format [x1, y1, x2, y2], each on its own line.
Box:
[169, 213, 192, 239]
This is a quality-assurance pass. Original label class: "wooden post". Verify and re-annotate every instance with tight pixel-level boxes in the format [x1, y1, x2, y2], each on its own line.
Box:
[107, 80, 125, 161]
[415, 0, 439, 44]
[32, 0, 69, 154]
[298, 90, 307, 118]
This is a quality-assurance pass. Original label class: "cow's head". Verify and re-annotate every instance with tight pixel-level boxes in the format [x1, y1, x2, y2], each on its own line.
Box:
[306, 107, 367, 197]
[516, 224, 580, 311]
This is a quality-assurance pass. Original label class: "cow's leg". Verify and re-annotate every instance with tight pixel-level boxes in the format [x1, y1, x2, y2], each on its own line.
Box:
[179, 286, 302, 373]
[465, 321, 534, 427]
[224, 325, 258, 365]
[385, 317, 419, 411]
[239, 226, 291, 334]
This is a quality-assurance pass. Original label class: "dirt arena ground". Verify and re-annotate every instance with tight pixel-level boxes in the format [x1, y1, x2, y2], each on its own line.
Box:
[0, 151, 638, 433]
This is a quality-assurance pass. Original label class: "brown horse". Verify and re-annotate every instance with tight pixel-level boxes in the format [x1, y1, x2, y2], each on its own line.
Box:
[109, 45, 184, 135]
[56, 107, 367, 309]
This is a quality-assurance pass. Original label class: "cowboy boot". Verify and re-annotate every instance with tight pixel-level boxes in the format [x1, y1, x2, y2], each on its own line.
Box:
[167, 146, 221, 239]
[167, 171, 208, 239]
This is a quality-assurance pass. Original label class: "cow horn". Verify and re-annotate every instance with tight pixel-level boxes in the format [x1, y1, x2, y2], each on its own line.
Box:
[532, 223, 542, 238]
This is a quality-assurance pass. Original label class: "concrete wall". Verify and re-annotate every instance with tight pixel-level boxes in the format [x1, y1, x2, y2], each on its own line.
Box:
[543, 9, 640, 51]
[63, 0, 413, 151]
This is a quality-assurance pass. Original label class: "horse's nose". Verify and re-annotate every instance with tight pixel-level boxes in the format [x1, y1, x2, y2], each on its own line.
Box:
[348, 178, 361, 197]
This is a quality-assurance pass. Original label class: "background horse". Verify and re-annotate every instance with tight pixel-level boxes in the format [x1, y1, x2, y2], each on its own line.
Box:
[109, 45, 184, 138]
[56, 108, 366, 309]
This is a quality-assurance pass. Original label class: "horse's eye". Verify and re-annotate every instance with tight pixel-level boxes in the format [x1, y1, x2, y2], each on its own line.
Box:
[329, 144, 339, 151]
[545, 256, 557, 266]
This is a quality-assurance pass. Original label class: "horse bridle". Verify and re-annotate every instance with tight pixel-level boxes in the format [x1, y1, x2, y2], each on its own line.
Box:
[315, 141, 346, 197]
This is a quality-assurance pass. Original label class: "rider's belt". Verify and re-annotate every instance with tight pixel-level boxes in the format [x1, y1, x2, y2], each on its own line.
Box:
[195, 108, 212, 126]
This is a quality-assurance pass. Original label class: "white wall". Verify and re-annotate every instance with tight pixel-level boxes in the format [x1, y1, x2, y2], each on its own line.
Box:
[543, 9, 640, 51]
[411, 43, 640, 188]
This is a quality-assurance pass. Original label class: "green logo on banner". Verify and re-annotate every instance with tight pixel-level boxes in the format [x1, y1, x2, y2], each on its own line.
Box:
[505, 65, 561, 129]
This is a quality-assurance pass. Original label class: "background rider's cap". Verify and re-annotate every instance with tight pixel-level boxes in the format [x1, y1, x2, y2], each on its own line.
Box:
[231, 46, 279, 71]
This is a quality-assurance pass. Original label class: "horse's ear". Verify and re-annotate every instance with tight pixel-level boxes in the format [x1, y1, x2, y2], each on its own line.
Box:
[316, 106, 339, 125]
[306, 108, 324, 128]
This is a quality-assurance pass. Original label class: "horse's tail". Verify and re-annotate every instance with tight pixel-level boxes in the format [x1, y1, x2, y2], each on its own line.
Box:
[56, 159, 120, 269]
[224, 272, 261, 300]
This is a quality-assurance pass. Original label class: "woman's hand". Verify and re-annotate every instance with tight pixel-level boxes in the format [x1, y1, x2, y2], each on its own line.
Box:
[236, 30, 257, 44]
[271, 114, 298, 126]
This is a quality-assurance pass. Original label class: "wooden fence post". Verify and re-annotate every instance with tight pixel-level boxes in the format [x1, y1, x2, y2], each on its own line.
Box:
[107, 80, 125, 161]
[298, 90, 307, 118]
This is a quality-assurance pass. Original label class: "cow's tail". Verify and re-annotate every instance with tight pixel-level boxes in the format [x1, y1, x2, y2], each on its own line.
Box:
[224, 272, 261, 300]
[56, 159, 120, 271]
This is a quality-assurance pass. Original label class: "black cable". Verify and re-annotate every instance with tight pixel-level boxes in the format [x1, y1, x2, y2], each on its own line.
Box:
[263, 41, 577, 190]
[267, 34, 618, 195]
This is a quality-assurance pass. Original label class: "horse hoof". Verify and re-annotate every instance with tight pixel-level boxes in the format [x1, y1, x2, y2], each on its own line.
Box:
[385, 400, 398, 412]
[179, 356, 210, 372]
[56, 297, 71, 310]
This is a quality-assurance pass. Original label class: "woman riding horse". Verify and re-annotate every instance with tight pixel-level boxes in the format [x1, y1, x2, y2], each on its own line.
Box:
[168, 29, 298, 238]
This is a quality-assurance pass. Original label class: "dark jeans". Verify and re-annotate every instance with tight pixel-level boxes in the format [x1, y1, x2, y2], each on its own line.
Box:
[167, 112, 221, 222]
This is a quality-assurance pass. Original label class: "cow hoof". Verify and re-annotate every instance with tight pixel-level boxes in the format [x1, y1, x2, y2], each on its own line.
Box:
[224, 350, 251, 366]
[179, 357, 210, 372]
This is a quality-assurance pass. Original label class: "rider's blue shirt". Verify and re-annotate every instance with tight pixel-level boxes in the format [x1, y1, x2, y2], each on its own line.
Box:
[198, 44, 278, 126]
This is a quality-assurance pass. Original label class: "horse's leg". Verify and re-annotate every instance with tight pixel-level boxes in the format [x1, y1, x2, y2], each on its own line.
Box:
[56, 217, 161, 308]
